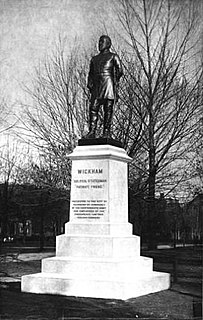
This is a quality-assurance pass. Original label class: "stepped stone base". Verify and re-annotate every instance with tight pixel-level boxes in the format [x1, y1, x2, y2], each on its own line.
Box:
[22, 270, 170, 300]
[21, 143, 170, 300]
[22, 225, 170, 300]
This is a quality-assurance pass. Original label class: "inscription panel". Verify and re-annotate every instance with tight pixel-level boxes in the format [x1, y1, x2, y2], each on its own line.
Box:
[70, 160, 108, 221]
[72, 199, 107, 219]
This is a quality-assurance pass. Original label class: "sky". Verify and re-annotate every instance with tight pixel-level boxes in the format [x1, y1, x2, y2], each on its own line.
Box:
[0, 0, 202, 110]
[0, 0, 114, 107]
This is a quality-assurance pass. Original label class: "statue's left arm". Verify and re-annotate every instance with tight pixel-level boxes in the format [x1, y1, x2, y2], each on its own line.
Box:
[114, 54, 123, 83]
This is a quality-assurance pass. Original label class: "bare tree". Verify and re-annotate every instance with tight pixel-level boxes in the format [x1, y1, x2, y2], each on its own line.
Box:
[25, 155, 70, 250]
[0, 99, 16, 136]
[21, 37, 90, 179]
[0, 138, 31, 240]
[185, 116, 203, 197]
[0, 57, 16, 136]
[111, 0, 202, 246]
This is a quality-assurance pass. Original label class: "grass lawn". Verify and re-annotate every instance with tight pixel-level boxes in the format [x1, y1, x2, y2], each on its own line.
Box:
[0, 246, 202, 319]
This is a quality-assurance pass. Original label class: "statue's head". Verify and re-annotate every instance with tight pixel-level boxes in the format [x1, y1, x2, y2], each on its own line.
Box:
[98, 35, 111, 52]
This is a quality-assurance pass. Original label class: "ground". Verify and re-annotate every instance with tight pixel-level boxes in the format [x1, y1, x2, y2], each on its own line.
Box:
[0, 245, 202, 320]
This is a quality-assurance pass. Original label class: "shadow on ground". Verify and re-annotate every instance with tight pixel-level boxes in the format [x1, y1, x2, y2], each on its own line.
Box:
[0, 246, 202, 320]
[1, 281, 152, 319]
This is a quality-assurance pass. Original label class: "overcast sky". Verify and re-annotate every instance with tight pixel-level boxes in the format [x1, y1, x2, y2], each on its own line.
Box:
[0, 0, 202, 121]
[0, 0, 114, 107]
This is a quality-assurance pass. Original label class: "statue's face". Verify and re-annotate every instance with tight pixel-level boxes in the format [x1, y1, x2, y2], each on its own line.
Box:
[98, 36, 110, 52]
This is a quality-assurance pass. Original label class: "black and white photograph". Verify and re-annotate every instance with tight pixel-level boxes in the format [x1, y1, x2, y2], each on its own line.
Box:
[0, 0, 202, 319]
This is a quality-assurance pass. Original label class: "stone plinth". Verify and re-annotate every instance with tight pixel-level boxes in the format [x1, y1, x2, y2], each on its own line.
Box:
[21, 143, 170, 300]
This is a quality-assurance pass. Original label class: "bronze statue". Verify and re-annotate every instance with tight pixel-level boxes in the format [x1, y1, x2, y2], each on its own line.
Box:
[85, 35, 123, 139]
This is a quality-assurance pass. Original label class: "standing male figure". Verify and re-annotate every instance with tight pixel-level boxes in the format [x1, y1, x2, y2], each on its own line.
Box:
[85, 35, 123, 139]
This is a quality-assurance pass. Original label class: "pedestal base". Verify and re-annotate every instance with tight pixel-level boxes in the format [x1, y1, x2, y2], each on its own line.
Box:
[21, 144, 170, 299]
[22, 270, 170, 300]
[22, 224, 170, 300]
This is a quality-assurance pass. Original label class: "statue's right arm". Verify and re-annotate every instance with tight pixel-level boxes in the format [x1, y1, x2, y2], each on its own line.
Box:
[87, 59, 94, 91]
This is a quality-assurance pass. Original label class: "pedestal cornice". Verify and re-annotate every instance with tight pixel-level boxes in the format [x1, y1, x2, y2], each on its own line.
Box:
[68, 144, 132, 163]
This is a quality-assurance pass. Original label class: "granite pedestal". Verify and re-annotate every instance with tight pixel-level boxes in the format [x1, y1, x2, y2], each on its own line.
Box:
[21, 142, 170, 300]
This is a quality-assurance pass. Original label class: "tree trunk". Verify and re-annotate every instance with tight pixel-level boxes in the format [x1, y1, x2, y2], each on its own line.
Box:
[147, 167, 157, 249]
[39, 208, 44, 252]
[1, 181, 9, 240]
[147, 110, 157, 249]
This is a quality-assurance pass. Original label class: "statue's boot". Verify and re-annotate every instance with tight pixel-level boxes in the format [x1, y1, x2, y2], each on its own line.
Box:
[84, 111, 98, 139]
[103, 101, 113, 139]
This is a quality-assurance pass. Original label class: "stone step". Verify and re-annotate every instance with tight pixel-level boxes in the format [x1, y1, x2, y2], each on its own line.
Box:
[65, 222, 133, 236]
[42, 256, 153, 277]
[56, 234, 140, 258]
[22, 271, 170, 300]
